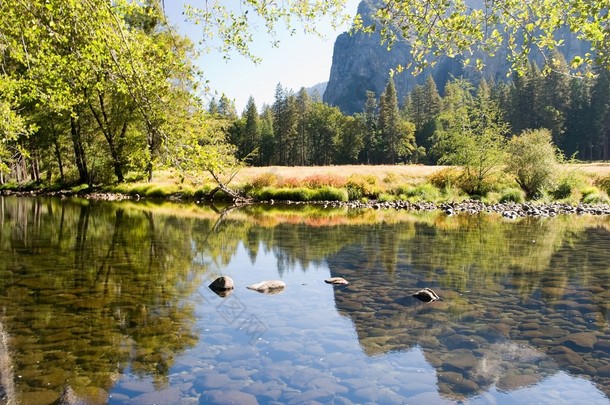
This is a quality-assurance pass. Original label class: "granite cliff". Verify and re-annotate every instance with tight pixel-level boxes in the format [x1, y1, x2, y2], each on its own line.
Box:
[323, 0, 590, 115]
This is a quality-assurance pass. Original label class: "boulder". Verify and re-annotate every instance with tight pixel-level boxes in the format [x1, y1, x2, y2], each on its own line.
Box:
[247, 280, 286, 294]
[324, 277, 349, 285]
[208, 276, 235, 291]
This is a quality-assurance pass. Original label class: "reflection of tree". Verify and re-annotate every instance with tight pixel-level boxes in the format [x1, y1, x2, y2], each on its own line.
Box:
[324, 215, 610, 400]
[0, 197, 203, 402]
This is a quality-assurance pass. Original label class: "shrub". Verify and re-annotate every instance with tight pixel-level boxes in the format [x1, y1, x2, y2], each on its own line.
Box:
[252, 187, 313, 201]
[310, 186, 349, 202]
[302, 174, 346, 188]
[428, 167, 462, 189]
[550, 170, 588, 200]
[582, 190, 610, 204]
[399, 183, 441, 202]
[505, 129, 559, 198]
[250, 172, 279, 188]
[596, 174, 610, 195]
[499, 188, 525, 203]
[346, 175, 382, 200]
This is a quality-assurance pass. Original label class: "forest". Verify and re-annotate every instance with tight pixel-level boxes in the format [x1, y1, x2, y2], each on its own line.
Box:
[221, 58, 610, 168]
[1, 0, 609, 189]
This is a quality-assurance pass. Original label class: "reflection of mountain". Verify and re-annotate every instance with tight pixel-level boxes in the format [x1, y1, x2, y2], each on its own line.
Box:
[326, 225, 610, 400]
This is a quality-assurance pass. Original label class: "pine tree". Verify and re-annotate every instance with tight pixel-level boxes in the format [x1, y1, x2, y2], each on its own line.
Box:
[540, 51, 571, 145]
[378, 77, 416, 164]
[589, 70, 610, 160]
[361, 91, 379, 164]
[295, 88, 311, 165]
[243, 96, 260, 163]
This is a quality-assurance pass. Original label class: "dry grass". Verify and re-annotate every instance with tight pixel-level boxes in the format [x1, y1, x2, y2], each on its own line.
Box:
[231, 165, 449, 186]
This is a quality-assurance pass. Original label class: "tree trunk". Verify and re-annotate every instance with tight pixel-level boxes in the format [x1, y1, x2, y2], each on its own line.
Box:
[70, 116, 89, 184]
[54, 140, 65, 183]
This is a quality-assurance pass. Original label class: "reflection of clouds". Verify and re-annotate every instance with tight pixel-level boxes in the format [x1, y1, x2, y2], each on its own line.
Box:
[470, 341, 551, 389]
[467, 371, 610, 405]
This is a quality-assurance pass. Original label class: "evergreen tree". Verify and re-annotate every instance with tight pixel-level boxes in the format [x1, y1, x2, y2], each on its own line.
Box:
[242, 96, 260, 162]
[378, 78, 400, 163]
[589, 70, 610, 160]
[564, 76, 592, 159]
[258, 105, 275, 166]
[295, 88, 311, 165]
[540, 51, 571, 145]
[361, 91, 380, 164]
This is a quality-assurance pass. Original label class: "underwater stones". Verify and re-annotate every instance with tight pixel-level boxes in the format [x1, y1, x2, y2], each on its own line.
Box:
[200, 389, 259, 405]
[556, 332, 598, 351]
[208, 276, 235, 296]
[442, 351, 478, 372]
[247, 280, 286, 294]
[324, 277, 349, 285]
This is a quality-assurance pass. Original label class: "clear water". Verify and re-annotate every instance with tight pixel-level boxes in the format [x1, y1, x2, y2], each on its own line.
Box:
[0, 196, 609, 405]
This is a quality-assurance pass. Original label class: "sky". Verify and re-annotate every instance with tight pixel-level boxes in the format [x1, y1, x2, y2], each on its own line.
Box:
[164, 1, 360, 113]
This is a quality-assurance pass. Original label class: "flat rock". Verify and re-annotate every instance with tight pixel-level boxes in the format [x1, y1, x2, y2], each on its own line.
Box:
[556, 332, 597, 351]
[247, 280, 286, 294]
[325, 277, 349, 285]
[200, 389, 259, 405]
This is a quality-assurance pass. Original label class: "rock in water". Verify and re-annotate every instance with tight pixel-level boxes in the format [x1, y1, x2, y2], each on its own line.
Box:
[325, 277, 349, 285]
[209, 276, 235, 291]
[247, 280, 286, 294]
[412, 288, 441, 303]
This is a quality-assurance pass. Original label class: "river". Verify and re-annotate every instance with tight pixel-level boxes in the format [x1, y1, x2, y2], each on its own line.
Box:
[0, 196, 609, 404]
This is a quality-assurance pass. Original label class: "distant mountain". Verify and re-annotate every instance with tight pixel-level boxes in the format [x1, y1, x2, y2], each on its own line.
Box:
[323, 1, 590, 115]
[306, 82, 327, 100]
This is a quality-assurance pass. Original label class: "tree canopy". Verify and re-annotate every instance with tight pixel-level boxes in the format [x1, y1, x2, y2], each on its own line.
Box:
[357, 0, 610, 75]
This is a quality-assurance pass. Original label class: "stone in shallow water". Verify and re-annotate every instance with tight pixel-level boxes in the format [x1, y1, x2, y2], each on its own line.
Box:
[131, 387, 182, 405]
[497, 373, 541, 391]
[556, 332, 598, 351]
[442, 351, 478, 372]
[246, 280, 286, 294]
[200, 389, 259, 405]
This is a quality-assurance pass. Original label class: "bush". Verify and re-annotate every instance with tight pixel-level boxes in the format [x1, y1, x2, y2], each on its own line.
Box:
[505, 129, 558, 198]
[346, 175, 382, 200]
[252, 187, 314, 201]
[550, 170, 588, 200]
[310, 186, 349, 202]
[596, 174, 610, 195]
[499, 188, 525, 203]
[582, 190, 610, 204]
[428, 167, 462, 189]
[395, 183, 441, 202]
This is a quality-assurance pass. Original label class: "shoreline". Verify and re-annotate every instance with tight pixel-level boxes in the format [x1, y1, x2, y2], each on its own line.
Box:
[2, 189, 610, 218]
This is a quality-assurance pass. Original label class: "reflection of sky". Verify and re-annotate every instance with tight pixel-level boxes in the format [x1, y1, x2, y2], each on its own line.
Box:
[468, 372, 609, 405]
[169, 241, 610, 404]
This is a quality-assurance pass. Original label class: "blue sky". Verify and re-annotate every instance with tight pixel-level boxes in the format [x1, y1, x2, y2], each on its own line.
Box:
[165, 1, 360, 113]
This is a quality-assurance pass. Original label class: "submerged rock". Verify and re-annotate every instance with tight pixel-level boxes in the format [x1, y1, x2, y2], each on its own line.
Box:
[247, 280, 286, 294]
[325, 277, 349, 285]
[412, 288, 442, 303]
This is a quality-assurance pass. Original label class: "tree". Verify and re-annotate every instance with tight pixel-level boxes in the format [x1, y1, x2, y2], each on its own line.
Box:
[358, 1, 610, 75]
[404, 75, 441, 158]
[307, 102, 343, 165]
[242, 96, 261, 162]
[505, 129, 559, 198]
[378, 77, 416, 164]
[432, 79, 509, 195]
[0, 0, 202, 184]
[361, 90, 380, 164]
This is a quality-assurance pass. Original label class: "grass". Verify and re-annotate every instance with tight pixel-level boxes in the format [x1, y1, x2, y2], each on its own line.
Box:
[4, 163, 610, 204]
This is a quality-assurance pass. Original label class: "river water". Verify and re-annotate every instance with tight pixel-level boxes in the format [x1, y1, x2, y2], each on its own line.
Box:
[0, 196, 609, 404]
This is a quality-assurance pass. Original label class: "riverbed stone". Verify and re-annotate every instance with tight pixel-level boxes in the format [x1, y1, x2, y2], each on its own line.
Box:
[497, 373, 540, 391]
[556, 332, 597, 351]
[200, 389, 259, 405]
[442, 351, 478, 372]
